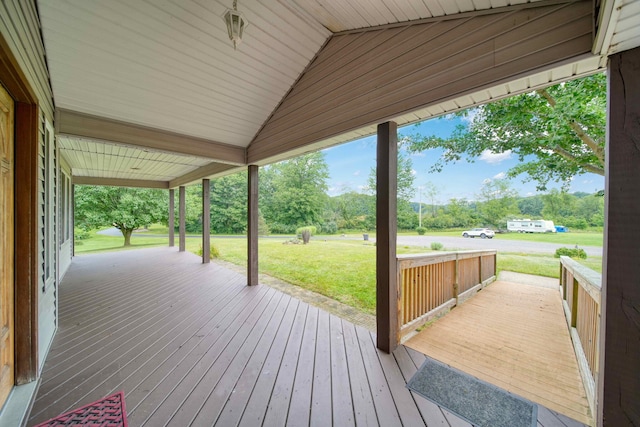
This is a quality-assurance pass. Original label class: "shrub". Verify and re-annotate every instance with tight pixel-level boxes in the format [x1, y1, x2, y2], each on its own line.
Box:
[74, 227, 90, 241]
[416, 226, 427, 235]
[430, 242, 443, 251]
[197, 243, 220, 259]
[321, 221, 338, 234]
[295, 226, 317, 236]
[554, 247, 587, 259]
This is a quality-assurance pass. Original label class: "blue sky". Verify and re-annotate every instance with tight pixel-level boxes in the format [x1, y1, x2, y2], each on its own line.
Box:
[322, 116, 604, 204]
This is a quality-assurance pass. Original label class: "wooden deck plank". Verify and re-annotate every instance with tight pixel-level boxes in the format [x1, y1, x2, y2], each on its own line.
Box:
[38, 267, 230, 394]
[230, 299, 302, 426]
[29, 248, 581, 427]
[405, 280, 591, 425]
[286, 306, 318, 427]
[329, 315, 355, 426]
[138, 289, 283, 426]
[189, 294, 294, 425]
[310, 310, 332, 427]
[123, 283, 272, 424]
[372, 331, 427, 426]
[354, 325, 403, 427]
[341, 321, 379, 427]
[29, 282, 244, 422]
[253, 303, 309, 427]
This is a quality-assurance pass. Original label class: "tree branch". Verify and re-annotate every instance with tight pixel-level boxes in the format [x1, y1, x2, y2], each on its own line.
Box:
[551, 144, 605, 176]
[536, 88, 605, 164]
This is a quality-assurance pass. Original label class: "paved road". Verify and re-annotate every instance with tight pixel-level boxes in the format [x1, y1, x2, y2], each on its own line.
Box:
[97, 228, 602, 256]
[393, 235, 602, 256]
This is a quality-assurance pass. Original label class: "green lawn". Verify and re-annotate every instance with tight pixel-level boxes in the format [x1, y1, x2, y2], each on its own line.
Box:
[187, 237, 431, 315]
[75, 229, 602, 316]
[74, 229, 167, 253]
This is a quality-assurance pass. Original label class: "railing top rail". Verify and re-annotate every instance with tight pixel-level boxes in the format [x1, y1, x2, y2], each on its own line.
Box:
[397, 249, 497, 262]
[560, 256, 602, 301]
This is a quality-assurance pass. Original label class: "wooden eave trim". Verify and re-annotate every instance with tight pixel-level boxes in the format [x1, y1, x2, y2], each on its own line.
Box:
[0, 32, 38, 103]
[55, 109, 246, 165]
[72, 176, 169, 189]
[169, 163, 243, 188]
[333, 0, 578, 36]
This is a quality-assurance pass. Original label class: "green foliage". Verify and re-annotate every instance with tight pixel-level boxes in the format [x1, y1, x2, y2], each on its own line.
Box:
[477, 179, 519, 227]
[74, 227, 90, 241]
[197, 243, 220, 259]
[295, 225, 317, 236]
[75, 186, 168, 246]
[430, 242, 443, 250]
[555, 247, 587, 259]
[416, 226, 427, 235]
[367, 150, 416, 202]
[404, 74, 606, 190]
[260, 152, 330, 230]
[210, 172, 248, 234]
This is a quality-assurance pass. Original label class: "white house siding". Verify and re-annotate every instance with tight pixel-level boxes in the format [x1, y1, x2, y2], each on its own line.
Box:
[59, 158, 73, 279]
[0, 0, 58, 371]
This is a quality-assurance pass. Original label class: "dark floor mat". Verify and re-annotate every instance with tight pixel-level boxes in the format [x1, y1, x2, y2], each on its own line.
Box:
[407, 357, 537, 427]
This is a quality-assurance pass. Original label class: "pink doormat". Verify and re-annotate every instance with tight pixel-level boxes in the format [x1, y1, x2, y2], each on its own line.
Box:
[33, 391, 128, 427]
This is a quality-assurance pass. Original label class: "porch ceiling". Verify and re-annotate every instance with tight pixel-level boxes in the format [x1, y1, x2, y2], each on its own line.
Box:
[37, 0, 640, 188]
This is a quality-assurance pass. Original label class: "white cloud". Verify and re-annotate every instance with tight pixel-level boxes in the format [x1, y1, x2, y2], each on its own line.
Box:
[353, 170, 361, 176]
[482, 178, 492, 185]
[411, 169, 417, 176]
[493, 172, 506, 180]
[479, 149, 512, 164]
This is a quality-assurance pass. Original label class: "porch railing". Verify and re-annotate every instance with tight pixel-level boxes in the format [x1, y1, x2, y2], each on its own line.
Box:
[397, 250, 497, 341]
[559, 256, 601, 417]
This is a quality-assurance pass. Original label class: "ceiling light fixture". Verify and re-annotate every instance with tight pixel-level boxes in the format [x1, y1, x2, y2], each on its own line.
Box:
[223, 0, 248, 50]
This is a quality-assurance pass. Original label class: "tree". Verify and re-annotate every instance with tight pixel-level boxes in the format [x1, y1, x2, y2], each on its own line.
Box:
[210, 172, 247, 234]
[367, 150, 416, 202]
[517, 196, 544, 217]
[404, 74, 605, 190]
[260, 152, 330, 232]
[476, 179, 519, 227]
[75, 186, 168, 246]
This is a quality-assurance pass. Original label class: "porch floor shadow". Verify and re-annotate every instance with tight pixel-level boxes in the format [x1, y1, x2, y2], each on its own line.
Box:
[29, 247, 579, 426]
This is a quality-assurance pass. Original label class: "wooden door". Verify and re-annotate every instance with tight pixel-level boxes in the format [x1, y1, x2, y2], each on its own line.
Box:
[0, 84, 15, 408]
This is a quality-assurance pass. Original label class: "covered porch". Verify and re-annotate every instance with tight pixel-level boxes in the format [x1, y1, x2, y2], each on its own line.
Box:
[28, 248, 580, 427]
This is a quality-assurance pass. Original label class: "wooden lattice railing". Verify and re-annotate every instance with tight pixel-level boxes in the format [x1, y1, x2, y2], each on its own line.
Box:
[396, 250, 496, 341]
[559, 256, 602, 418]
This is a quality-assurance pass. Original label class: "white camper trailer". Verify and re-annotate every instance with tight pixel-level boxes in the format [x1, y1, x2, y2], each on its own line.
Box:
[507, 219, 557, 233]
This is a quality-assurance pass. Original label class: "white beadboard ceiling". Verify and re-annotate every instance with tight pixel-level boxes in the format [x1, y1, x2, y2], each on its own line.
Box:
[36, 0, 640, 186]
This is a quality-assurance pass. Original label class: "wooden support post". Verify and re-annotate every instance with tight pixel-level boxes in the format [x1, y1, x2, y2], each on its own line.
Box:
[202, 179, 210, 263]
[179, 186, 186, 252]
[14, 102, 39, 383]
[247, 165, 259, 286]
[599, 46, 640, 426]
[376, 121, 398, 353]
[168, 188, 175, 247]
[71, 183, 75, 257]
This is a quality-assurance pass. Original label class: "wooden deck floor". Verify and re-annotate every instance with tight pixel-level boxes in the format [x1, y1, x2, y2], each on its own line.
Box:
[29, 248, 581, 426]
[406, 280, 591, 425]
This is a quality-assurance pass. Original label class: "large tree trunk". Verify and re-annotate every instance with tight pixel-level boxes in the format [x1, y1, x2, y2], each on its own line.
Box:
[122, 228, 133, 246]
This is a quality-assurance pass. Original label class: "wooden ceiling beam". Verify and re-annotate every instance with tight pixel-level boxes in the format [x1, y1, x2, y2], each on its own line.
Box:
[72, 176, 169, 189]
[56, 109, 246, 165]
[169, 163, 243, 188]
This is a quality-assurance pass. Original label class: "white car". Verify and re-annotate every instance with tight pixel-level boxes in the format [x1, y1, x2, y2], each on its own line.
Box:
[462, 228, 495, 239]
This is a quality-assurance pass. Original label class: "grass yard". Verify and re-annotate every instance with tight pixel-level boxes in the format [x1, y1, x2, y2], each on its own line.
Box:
[186, 237, 431, 315]
[74, 230, 167, 253]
